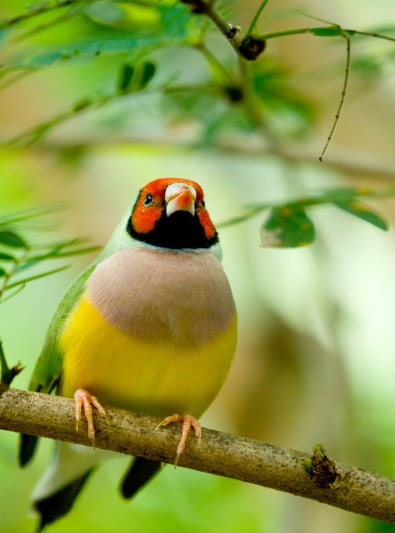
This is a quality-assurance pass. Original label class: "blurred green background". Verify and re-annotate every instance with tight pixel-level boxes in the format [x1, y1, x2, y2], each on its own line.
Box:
[1, 0, 395, 532]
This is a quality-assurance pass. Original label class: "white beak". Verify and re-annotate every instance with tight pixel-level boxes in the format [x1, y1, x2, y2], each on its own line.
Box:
[165, 183, 197, 217]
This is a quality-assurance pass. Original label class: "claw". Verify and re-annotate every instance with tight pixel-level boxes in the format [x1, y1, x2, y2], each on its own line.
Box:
[74, 388, 109, 444]
[157, 414, 201, 466]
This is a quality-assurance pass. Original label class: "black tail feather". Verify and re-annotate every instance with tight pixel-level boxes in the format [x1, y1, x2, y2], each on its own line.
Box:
[120, 458, 161, 499]
[19, 434, 39, 467]
[34, 470, 93, 531]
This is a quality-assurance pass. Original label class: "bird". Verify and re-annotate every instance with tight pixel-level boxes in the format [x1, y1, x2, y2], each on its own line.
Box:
[19, 177, 237, 530]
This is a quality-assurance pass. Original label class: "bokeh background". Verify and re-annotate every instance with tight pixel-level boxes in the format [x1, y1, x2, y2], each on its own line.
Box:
[1, 0, 395, 532]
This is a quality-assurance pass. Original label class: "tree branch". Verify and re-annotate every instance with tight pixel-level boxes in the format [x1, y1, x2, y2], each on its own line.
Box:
[1, 388, 395, 524]
[17, 135, 395, 184]
[180, 0, 266, 60]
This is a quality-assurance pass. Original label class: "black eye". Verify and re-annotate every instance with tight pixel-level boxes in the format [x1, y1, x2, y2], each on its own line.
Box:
[201, 200, 206, 208]
[143, 193, 153, 206]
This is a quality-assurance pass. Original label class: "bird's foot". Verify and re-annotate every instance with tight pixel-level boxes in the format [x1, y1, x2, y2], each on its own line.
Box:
[157, 414, 201, 466]
[74, 388, 109, 444]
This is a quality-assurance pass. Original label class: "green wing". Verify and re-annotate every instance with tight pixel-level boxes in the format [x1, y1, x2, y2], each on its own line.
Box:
[28, 263, 96, 395]
[19, 262, 96, 466]
[19, 204, 135, 466]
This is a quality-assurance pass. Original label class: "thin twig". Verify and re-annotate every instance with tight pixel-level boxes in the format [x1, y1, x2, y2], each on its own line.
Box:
[0, 0, 76, 30]
[200, 1, 244, 56]
[1, 388, 395, 524]
[181, 0, 265, 60]
[260, 26, 395, 44]
[245, 0, 269, 37]
[319, 31, 351, 162]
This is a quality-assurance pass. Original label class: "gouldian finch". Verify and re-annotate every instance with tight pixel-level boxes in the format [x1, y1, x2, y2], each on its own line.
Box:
[19, 177, 237, 530]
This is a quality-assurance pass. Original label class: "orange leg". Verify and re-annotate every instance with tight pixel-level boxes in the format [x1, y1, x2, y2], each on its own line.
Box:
[157, 414, 201, 465]
[74, 388, 109, 443]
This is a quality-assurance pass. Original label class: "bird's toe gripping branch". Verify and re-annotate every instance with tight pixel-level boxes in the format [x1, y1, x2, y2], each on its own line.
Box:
[157, 414, 202, 466]
[74, 388, 109, 443]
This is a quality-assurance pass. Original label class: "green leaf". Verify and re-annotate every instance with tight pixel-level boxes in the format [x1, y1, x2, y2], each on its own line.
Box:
[0, 231, 27, 248]
[139, 61, 156, 88]
[72, 98, 92, 112]
[0, 252, 15, 261]
[47, 244, 99, 258]
[4, 265, 69, 291]
[117, 60, 156, 93]
[0, 205, 63, 226]
[322, 188, 365, 203]
[83, 1, 161, 30]
[84, 1, 126, 26]
[117, 63, 135, 93]
[0, 266, 6, 277]
[309, 26, 345, 37]
[5, 4, 192, 75]
[334, 200, 388, 231]
[17, 243, 99, 272]
[261, 206, 316, 248]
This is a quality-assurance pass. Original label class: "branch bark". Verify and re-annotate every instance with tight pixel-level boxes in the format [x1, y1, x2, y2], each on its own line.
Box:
[1, 388, 395, 524]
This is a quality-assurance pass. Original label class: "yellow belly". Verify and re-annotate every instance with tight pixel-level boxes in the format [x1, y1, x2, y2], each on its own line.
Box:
[60, 297, 237, 418]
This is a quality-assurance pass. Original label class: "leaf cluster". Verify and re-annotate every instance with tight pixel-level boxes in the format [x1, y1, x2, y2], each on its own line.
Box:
[1, 1, 395, 247]
[220, 187, 390, 248]
[2, 0, 392, 148]
[1, 1, 394, 147]
[0, 207, 98, 302]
